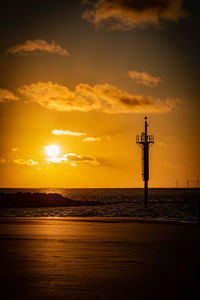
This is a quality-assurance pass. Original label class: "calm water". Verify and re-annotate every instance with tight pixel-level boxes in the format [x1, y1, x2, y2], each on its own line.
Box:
[0, 188, 199, 222]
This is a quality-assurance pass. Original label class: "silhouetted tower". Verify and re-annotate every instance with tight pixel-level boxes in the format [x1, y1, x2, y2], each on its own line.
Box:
[136, 117, 154, 207]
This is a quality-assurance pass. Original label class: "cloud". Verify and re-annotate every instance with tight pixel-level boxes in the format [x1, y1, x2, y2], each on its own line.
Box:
[128, 70, 161, 87]
[0, 88, 18, 103]
[82, 137, 101, 142]
[7, 39, 69, 56]
[52, 129, 86, 136]
[12, 147, 19, 152]
[69, 162, 77, 167]
[157, 141, 167, 147]
[46, 153, 99, 165]
[13, 158, 39, 166]
[17, 81, 180, 113]
[81, 0, 187, 30]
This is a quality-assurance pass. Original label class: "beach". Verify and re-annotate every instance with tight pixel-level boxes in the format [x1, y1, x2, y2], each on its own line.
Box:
[0, 218, 200, 299]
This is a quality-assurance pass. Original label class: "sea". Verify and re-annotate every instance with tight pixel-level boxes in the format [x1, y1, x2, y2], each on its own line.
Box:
[0, 188, 199, 223]
[0, 188, 200, 222]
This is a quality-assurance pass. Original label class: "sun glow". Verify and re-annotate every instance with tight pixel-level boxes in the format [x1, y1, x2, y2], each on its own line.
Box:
[45, 144, 60, 157]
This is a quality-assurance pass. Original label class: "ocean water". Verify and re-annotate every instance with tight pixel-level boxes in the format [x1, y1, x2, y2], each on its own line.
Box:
[0, 188, 199, 222]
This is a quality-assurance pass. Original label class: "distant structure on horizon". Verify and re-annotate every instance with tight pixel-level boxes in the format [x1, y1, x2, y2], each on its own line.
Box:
[175, 178, 199, 189]
[197, 178, 199, 188]
[136, 116, 154, 207]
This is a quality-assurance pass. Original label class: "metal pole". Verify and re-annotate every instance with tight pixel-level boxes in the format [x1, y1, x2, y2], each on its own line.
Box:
[144, 117, 149, 207]
[144, 180, 148, 208]
[136, 116, 154, 208]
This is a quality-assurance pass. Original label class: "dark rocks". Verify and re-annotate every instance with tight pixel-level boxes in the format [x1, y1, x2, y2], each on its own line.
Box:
[0, 192, 101, 208]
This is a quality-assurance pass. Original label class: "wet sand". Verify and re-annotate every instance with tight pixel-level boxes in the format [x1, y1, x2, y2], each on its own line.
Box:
[0, 218, 200, 299]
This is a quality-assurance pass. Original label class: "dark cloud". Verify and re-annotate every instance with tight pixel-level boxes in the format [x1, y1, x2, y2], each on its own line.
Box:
[82, 0, 187, 30]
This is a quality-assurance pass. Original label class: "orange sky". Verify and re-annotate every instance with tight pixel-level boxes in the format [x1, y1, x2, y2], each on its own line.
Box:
[0, 0, 199, 188]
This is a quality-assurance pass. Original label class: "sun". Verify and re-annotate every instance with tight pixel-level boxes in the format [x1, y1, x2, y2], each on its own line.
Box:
[45, 144, 60, 157]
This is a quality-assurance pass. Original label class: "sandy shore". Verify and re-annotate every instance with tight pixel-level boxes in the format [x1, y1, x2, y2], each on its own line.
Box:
[0, 218, 200, 299]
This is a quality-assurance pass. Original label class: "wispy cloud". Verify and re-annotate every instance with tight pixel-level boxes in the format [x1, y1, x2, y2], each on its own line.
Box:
[157, 141, 167, 147]
[13, 158, 39, 166]
[16, 81, 180, 113]
[81, 0, 187, 30]
[0, 88, 18, 103]
[7, 39, 69, 56]
[128, 70, 161, 87]
[51, 129, 86, 136]
[82, 137, 101, 142]
[12, 147, 19, 152]
[46, 153, 99, 165]
[69, 162, 77, 167]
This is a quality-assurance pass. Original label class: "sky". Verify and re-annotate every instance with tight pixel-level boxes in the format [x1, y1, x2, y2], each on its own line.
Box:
[0, 0, 199, 188]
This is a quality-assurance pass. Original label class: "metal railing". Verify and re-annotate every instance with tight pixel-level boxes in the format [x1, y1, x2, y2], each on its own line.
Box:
[136, 135, 154, 144]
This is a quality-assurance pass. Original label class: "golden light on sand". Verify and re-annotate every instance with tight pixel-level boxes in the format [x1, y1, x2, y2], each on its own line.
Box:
[45, 145, 60, 157]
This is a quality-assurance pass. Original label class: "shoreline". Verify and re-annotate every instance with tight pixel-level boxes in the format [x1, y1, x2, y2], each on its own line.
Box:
[0, 216, 198, 225]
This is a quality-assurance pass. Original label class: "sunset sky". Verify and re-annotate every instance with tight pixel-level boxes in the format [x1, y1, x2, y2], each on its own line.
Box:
[0, 0, 199, 188]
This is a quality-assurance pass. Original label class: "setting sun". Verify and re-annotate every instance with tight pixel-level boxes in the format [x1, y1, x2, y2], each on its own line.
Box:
[45, 145, 60, 157]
